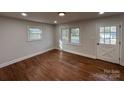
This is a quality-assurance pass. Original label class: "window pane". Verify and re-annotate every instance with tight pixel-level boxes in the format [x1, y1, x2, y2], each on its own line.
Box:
[99, 26, 117, 45]
[29, 28, 41, 34]
[28, 27, 42, 41]
[71, 28, 80, 43]
[100, 27, 104, 33]
[111, 26, 116, 33]
[111, 32, 116, 39]
[29, 34, 41, 40]
[100, 38, 104, 44]
[111, 39, 116, 44]
[100, 33, 104, 39]
[105, 27, 110, 33]
[105, 38, 110, 44]
[61, 28, 69, 43]
[105, 33, 111, 38]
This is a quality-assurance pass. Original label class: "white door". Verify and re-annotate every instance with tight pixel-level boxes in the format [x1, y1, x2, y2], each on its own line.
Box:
[97, 24, 121, 64]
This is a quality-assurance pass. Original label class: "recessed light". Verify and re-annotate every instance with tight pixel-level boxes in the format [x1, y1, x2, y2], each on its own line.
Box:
[58, 12, 66, 17]
[99, 12, 104, 15]
[21, 13, 27, 17]
[54, 20, 57, 24]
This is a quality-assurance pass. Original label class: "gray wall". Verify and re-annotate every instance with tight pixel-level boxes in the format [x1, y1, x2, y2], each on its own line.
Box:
[55, 15, 124, 66]
[0, 16, 55, 64]
[0, 14, 124, 67]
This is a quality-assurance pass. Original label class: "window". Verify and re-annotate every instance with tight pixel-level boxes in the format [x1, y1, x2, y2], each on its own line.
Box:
[71, 28, 80, 44]
[99, 26, 116, 45]
[61, 27, 80, 44]
[61, 28, 69, 43]
[28, 27, 42, 41]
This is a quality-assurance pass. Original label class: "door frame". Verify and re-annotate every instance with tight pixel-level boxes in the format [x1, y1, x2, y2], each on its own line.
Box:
[119, 24, 123, 65]
[96, 23, 122, 65]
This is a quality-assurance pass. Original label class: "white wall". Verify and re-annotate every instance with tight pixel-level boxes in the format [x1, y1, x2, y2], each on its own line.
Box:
[0, 16, 55, 65]
[0, 14, 124, 67]
[55, 15, 124, 66]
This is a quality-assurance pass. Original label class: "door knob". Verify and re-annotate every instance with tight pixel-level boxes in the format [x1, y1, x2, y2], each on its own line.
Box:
[97, 43, 99, 45]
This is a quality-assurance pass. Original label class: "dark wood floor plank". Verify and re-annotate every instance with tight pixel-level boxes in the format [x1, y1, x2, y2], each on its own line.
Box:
[0, 49, 124, 81]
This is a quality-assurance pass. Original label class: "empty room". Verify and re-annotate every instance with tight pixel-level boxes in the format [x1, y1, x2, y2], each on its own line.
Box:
[0, 12, 124, 81]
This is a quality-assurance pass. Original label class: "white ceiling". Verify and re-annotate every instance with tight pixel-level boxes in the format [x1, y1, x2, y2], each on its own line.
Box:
[0, 12, 122, 24]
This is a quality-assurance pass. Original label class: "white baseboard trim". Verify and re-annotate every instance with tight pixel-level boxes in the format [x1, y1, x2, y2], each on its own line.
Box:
[55, 48, 61, 50]
[61, 49, 124, 66]
[60, 49, 96, 59]
[120, 60, 124, 66]
[1, 47, 122, 68]
[0, 48, 54, 68]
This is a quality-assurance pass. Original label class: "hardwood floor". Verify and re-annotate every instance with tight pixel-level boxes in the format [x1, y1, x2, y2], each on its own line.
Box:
[0, 49, 124, 81]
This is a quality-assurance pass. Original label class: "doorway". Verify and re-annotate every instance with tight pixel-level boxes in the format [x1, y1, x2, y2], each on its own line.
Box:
[96, 24, 122, 64]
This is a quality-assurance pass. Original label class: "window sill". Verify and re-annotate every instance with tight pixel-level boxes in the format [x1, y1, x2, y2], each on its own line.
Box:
[27, 39, 42, 42]
[63, 43, 81, 46]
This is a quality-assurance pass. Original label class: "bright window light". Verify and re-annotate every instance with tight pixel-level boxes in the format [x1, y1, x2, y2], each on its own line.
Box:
[61, 28, 69, 43]
[28, 26, 42, 41]
[71, 28, 80, 44]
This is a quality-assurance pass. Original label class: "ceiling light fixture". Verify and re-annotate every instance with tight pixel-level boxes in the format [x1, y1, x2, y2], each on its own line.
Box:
[21, 13, 27, 17]
[58, 12, 66, 17]
[54, 20, 57, 24]
[99, 12, 104, 15]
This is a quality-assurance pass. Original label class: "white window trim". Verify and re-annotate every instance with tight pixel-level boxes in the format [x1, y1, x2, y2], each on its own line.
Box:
[27, 26, 42, 42]
[70, 27, 80, 44]
[61, 27, 70, 44]
[61, 27, 80, 45]
[99, 26, 117, 45]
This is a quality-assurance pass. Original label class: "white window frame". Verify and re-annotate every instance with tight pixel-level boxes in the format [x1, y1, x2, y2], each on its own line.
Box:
[70, 27, 80, 44]
[99, 26, 117, 45]
[27, 26, 42, 41]
[61, 28, 70, 44]
[61, 27, 80, 45]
